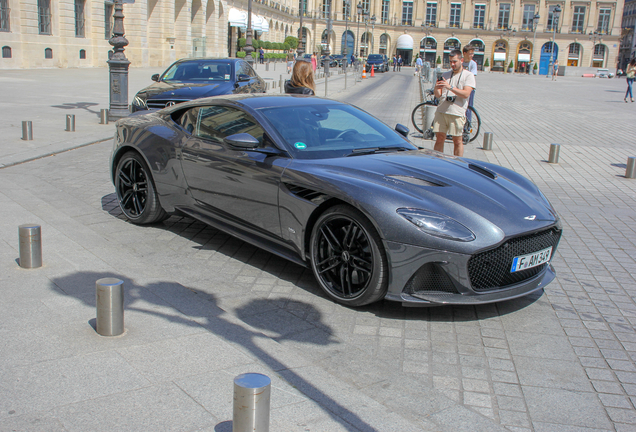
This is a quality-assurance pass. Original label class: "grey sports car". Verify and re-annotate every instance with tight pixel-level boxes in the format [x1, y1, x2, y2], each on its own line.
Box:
[110, 95, 562, 307]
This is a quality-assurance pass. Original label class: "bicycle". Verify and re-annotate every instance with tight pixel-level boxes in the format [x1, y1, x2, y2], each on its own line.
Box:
[411, 89, 481, 144]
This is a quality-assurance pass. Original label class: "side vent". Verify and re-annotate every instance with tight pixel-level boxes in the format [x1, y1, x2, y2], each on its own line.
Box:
[284, 184, 325, 202]
[468, 164, 497, 179]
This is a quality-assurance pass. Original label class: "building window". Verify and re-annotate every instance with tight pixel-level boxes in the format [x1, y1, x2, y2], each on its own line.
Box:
[569, 43, 580, 55]
[321, 0, 330, 19]
[521, 5, 535, 31]
[299, 0, 307, 17]
[45, 47, 53, 59]
[473, 4, 485, 29]
[79, 49, 86, 59]
[75, 0, 85, 37]
[361, 0, 369, 16]
[0, 0, 9, 32]
[381, 0, 389, 24]
[342, 1, 350, 20]
[402, 0, 413, 25]
[498, 3, 510, 30]
[38, 0, 52, 35]
[449, 3, 461, 28]
[425, 2, 437, 26]
[597, 8, 611, 34]
[546, 5, 558, 31]
[571, 6, 585, 33]
[105, 3, 113, 39]
[2, 45, 11, 58]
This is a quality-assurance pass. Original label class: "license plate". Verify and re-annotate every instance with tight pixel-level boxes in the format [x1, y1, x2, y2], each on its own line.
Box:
[510, 247, 553, 273]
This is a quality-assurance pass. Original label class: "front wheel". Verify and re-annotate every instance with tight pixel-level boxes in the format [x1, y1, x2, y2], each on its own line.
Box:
[463, 106, 481, 143]
[411, 101, 437, 134]
[310, 205, 388, 307]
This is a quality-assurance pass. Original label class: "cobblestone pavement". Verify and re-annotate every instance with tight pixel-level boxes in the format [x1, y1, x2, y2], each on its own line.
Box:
[1, 68, 636, 431]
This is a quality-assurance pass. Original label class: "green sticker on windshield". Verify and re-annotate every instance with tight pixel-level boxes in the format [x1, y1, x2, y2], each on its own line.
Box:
[294, 142, 307, 150]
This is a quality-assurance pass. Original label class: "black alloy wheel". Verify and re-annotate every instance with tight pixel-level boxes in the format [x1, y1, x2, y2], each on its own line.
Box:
[115, 151, 167, 224]
[310, 205, 388, 306]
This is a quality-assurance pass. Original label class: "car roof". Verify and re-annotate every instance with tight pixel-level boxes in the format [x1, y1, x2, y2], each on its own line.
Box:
[169, 94, 346, 111]
[172, 58, 242, 65]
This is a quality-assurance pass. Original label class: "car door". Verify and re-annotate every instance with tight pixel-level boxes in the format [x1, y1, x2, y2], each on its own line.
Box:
[179, 105, 291, 237]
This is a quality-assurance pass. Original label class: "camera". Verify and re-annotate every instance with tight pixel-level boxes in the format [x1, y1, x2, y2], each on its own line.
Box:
[437, 76, 444, 81]
[446, 96, 456, 102]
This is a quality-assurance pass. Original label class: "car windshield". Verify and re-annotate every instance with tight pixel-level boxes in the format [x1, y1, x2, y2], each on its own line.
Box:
[162, 62, 234, 82]
[259, 103, 416, 159]
[367, 55, 383, 60]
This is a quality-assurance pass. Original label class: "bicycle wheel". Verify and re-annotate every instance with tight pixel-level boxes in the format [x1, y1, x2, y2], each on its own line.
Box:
[411, 101, 437, 134]
[463, 106, 481, 143]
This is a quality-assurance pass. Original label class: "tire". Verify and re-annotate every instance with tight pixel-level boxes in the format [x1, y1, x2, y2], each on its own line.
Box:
[114, 151, 168, 224]
[310, 205, 388, 307]
[411, 101, 437, 134]
[463, 106, 481, 143]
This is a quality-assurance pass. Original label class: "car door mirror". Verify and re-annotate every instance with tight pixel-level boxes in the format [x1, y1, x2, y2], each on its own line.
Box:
[237, 74, 251, 82]
[225, 133, 260, 149]
[151, 74, 160, 82]
[395, 124, 409, 138]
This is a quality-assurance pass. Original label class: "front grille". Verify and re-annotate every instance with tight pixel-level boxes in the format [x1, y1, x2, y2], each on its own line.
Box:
[147, 99, 189, 109]
[404, 263, 458, 294]
[468, 228, 562, 292]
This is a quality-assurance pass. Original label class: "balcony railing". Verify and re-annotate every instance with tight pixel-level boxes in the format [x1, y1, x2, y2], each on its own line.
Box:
[447, 22, 463, 29]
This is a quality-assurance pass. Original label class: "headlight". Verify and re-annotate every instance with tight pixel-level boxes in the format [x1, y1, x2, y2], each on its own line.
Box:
[132, 95, 147, 108]
[397, 208, 475, 242]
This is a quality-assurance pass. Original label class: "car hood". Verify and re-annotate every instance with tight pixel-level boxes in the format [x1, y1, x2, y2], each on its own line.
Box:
[137, 82, 236, 99]
[303, 150, 558, 233]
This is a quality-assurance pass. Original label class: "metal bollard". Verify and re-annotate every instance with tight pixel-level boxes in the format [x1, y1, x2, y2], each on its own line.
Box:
[100, 109, 109, 124]
[22, 121, 33, 140]
[18, 224, 42, 269]
[482, 132, 493, 150]
[233, 373, 271, 432]
[626, 157, 636, 179]
[423, 104, 436, 133]
[96, 278, 125, 337]
[65, 114, 75, 132]
[266, 62, 269, 71]
[548, 143, 560, 164]
[279, 75, 284, 94]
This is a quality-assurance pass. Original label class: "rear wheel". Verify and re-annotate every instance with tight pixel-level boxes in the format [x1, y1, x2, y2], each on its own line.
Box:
[463, 106, 481, 143]
[310, 205, 388, 307]
[411, 101, 437, 134]
[115, 151, 168, 224]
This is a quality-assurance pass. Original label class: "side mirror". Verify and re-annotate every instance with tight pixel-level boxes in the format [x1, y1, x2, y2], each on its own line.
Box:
[151, 74, 160, 82]
[395, 124, 409, 138]
[224, 133, 260, 149]
[237, 74, 251, 82]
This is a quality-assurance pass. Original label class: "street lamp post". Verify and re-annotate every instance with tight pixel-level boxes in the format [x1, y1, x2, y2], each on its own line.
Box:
[343, 0, 350, 62]
[297, 0, 305, 57]
[589, 30, 600, 67]
[244, 0, 254, 66]
[531, 13, 540, 70]
[107, 0, 130, 121]
[370, 14, 376, 55]
[362, 9, 369, 57]
[356, 2, 362, 58]
[502, 27, 516, 73]
[548, 5, 561, 77]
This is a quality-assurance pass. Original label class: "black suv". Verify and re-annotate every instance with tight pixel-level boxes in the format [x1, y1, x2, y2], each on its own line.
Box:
[365, 54, 389, 73]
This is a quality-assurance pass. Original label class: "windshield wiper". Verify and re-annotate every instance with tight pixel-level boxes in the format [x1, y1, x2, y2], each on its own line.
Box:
[346, 146, 412, 157]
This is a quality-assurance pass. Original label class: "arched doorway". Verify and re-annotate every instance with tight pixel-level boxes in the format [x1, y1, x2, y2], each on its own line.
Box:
[379, 33, 389, 55]
[469, 39, 485, 70]
[593, 44, 607, 67]
[443, 37, 461, 68]
[568, 43, 582, 66]
[492, 40, 507, 72]
[420, 37, 437, 64]
[396, 34, 414, 65]
[341, 30, 354, 61]
[539, 41, 558, 75]
[516, 41, 532, 73]
[361, 31, 372, 56]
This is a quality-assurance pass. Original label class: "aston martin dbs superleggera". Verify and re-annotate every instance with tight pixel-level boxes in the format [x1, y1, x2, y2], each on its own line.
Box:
[110, 95, 562, 307]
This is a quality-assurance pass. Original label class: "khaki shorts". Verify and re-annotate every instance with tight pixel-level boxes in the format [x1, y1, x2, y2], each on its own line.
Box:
[432, 112, 466, 137]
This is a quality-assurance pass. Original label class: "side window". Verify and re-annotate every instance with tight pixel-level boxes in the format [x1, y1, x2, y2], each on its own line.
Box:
[243, 61, 257, 77]
[196, 106, 266, 145]
[178, 107, 199, 134]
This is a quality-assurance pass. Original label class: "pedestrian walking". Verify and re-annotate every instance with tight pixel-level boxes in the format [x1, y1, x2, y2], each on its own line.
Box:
[397, 55, 403, 71]
[415, 56, 423, 76]
[432, 49, 475, 157]
[286, 49, 295, 74]
[462, 45, 478, 121]
[311, 52, 317, 72]
[625, 59, 635, 103]
[259, 48, 265, 65]
[284, 60, 316, 95]
[552, 59, 559, 81]
[393, 54, 397, 72]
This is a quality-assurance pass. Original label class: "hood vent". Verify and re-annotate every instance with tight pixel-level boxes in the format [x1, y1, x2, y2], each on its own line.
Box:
[468, 164, 497, 179]
[387, 175, 445, 187]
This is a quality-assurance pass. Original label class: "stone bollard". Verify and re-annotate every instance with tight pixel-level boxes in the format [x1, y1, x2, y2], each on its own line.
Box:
[65, 114, 75, 132]
[279, 75, 284, 94]
[548, 144, 560, 164]
[18, 224, 42, 269]
[22, 121, 33, 140]
[626, 157, 636, 179]
[266, 62, 269, 71]
[100, 109, 109, 124]
[95, 278, 125, 337]
[233, 373, 271, 432]
[482, 132, 493, 150]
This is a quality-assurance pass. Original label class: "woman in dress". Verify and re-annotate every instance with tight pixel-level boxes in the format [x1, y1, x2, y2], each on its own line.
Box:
[625, 59, 635, 103]
[311, 52, 317, 72]
[284, 60, 316, 95]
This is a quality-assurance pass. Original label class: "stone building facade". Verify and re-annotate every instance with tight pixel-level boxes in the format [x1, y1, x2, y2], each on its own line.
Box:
[0, 0, 624, 74]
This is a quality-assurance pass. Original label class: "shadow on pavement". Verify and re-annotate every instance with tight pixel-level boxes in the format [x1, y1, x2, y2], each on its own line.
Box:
[49, 270, 380, 431]
[51, 102, 101, 115]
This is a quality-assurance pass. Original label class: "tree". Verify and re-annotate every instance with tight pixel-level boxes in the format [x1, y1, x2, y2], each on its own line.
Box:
[285, 36, 299, 49]
[484, 58, 489, 67]
[436, 55, 441, 64]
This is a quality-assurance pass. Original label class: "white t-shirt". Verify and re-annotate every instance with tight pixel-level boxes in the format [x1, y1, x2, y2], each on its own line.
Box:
[462, 60, 478, 76]
[436, 69, 476, 117]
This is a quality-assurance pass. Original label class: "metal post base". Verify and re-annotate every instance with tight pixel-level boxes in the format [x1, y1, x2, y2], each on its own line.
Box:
[548, 143, 560, 164]
[96, 278, 125, 337]
[233, 373, 271, 432]
[19, 224, 42, 269]
[483, 132, 493, 150]
[626, 157, 636, 179]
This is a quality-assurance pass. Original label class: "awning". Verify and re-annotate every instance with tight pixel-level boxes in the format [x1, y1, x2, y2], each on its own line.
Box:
[397, 34, 414, 50]
[228, 9, 269, 33]
[518, 53, 531, 62]
[493, 52, 506, 61]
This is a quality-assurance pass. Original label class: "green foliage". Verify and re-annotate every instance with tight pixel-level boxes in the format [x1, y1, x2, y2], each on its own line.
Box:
[533, 62, 538, 70]
[252, 40, 261, 49]
[264, 41, 273, 50]
[436, 56, 441, 64]
[283, 42, 291, 50]
[508, 61, 514, 69]
[285, 36, 299, 49]
[484, 58, 489, 67]
[238, 38, 246, 48]
[236, 51, 246, 58]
